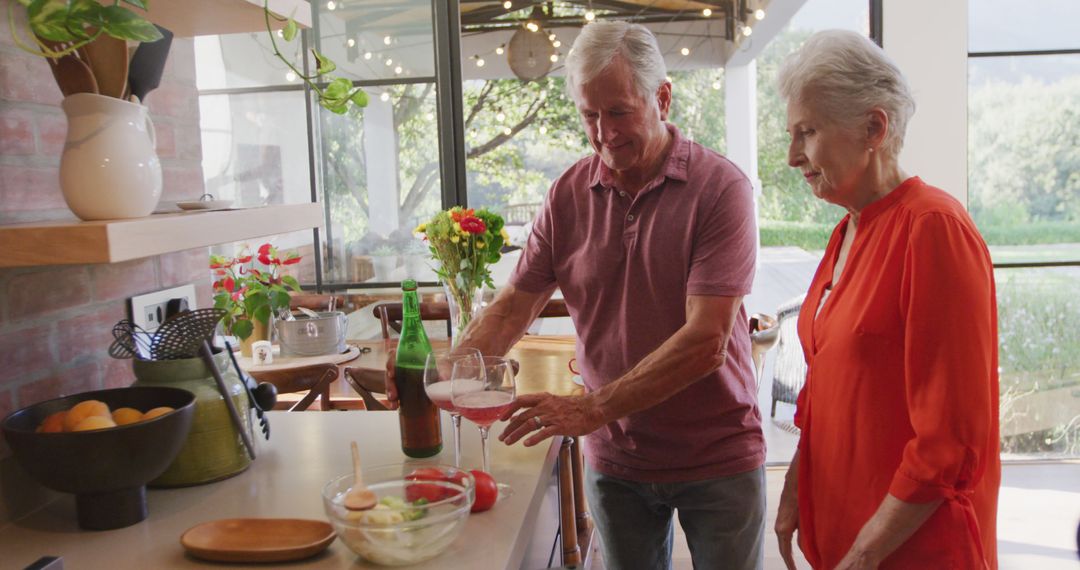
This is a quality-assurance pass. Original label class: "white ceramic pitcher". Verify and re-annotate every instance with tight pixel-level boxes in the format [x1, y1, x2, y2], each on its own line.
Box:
[60, 93, 163, 220]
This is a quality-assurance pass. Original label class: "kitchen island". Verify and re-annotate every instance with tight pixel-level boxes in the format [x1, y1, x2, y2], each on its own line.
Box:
[0, 411, 562, 569]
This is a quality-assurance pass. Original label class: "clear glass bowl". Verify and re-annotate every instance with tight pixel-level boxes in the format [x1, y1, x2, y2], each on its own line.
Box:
[322, 464, 474, 566]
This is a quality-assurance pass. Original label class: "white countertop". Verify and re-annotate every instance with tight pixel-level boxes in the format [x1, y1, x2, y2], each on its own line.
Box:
[0, 411, 559, 569]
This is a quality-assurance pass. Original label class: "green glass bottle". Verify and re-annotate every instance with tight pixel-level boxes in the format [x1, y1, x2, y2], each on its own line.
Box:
[395, 279, 442, 458]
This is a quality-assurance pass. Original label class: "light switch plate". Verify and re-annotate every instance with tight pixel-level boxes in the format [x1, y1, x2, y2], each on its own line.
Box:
[130, 284, 198, 332]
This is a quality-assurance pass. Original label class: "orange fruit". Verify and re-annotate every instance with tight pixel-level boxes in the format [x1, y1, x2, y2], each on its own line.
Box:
[62, 400, 111, 432]
[37, 411, 67, 433]
[141, 406, 174, 421]
[112, 407, 143, 426]
[71, 415, 117, 432]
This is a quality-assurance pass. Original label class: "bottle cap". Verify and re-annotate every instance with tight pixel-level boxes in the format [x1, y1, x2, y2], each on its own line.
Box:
[401, 279, 417, 291]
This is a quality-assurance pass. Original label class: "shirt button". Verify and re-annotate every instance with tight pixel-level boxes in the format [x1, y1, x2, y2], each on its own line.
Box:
[619, 191, 627, 198]
[627, 214, 635, 221]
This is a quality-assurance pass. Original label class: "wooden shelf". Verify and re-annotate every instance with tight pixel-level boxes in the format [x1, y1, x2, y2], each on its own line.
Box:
[121, 0, 312, 37]
[0, 203, 324, 267]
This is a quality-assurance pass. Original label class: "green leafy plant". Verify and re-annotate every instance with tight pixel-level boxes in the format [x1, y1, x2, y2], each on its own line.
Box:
[262, 0, 367, 115]
[8, 0, 163, 58]
[210, 243, 302, 340]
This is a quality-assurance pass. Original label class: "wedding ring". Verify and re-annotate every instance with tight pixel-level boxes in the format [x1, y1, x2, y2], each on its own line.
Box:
[533, 416, 543, 429]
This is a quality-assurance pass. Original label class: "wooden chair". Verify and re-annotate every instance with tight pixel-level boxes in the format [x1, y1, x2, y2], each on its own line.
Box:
[247, 363, 338, 411]
[341, 367, 390, 411]
[372, 298, 570, 340]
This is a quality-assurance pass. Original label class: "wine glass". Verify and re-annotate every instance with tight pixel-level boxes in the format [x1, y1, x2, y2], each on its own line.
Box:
[451, 355, 516, 475]
[423, 347, 483, 468]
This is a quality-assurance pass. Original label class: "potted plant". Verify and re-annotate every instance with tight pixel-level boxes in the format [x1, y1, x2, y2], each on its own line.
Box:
[9, 0, 169, 220]
[369, 243, 400, 282]
[210, 243, 303, 355]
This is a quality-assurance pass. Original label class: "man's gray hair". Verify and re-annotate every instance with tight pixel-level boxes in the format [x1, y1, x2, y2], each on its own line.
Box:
[777, 29, 915, 156]
[565, 21, 667, 104]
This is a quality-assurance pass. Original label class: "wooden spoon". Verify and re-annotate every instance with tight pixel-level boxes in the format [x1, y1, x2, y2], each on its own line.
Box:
[81, 34, 130, 99]
[39, 39, 99, 96]
[344, 441, 377, 511]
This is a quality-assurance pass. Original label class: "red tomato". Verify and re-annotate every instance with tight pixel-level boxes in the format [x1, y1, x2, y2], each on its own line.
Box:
[470, 469, 498, 513]
[405, 467, 446, 503]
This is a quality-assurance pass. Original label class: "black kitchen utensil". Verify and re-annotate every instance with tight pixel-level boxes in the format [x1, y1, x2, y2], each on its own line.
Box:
[109, 319, 152, 359]
[224, 340, 273, 440]
[150, 309, 225, 360]
[128, 24, 173, 102]
[198, 340, 256, 460]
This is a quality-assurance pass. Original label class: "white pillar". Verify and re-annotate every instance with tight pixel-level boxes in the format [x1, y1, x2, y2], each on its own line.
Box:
[363, 95, 400, 237]
[725, 61, 761, 195]
[883, 0, 968, 203]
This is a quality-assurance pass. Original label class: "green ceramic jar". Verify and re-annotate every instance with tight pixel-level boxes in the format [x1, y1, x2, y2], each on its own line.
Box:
[132, 350, 252, 486]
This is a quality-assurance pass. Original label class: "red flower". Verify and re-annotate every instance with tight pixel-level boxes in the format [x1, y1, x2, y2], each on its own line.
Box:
[223, 277, 236, 292]
[282, 256, 301, 265]
[450, 208, 475, 223]
[237, 255, 253, 264]
[459, 216, 486, 234]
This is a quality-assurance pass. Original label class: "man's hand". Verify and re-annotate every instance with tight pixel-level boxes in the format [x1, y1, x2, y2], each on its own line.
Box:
[498, 393, 603, 447]
[383, 348, 398, 410]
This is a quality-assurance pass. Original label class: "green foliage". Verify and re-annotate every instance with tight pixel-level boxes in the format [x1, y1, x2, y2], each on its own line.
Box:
[977, 221, 1080, 246]
[969, 77, 1080, 228]
[262, 1, 366, 115]
[210, 243, 303, 339]
[10, 0, 163, 58]
[759, 220, 833, 250]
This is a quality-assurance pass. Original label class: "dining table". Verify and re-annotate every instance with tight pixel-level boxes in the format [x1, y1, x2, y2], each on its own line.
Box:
[0, 335, 593, 569]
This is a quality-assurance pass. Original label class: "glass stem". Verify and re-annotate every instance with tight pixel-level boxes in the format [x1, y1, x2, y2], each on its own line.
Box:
[478, 425, 490, 473]
[451, 413, 463, 468]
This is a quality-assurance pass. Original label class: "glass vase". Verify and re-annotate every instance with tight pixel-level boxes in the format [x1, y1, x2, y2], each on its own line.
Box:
[442, 282, 484, 347]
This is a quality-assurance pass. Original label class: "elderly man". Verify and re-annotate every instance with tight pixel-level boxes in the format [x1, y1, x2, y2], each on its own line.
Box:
[392, 21, 764, 570]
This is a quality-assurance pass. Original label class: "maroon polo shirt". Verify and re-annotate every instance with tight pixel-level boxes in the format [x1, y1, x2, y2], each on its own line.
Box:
[510, 124, 764, 482]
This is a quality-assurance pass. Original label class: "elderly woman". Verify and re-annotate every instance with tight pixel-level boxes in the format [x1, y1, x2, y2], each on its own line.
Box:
[773, 30, 1000, 569]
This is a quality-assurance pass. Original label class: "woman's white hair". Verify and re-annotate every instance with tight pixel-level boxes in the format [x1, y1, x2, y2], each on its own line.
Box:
[564, 21, 667, 104]
[777, 29, 915, 156]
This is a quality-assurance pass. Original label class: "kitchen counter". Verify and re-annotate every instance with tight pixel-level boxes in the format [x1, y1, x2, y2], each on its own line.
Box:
[0, 411, 561, 569]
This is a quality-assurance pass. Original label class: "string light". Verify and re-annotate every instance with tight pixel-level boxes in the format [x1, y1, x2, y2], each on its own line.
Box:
[539, 125, 547, 135]
[383, 35, 392, 45]
[286, 71, 297, 82]
[394, 65, 403, 75]
[712, 80, 721, 90]
[502, 127, 512, 135]
[347, 39, 355, 48]
[496, 111, 506, 122]
[380, 92, 390, 102]
[385, 58, 393, 66]
[503, 0, 512, 8]
[742, 25, 753, 37]
[754, 8, 766, 20]
[548, 33, 557, 41]
[584, 10, 595, 22]
[680, 47, 690, 56]
[476, 56, 486, 67]
[326, 1, 336, 10]
[496, 45, 505, 55]
[363, 51, 372, 60]
[702, 8, 712, 17]
[526, 21, 539, 32]
[553, 40, 561, 48]
[550, 53, 559, 62]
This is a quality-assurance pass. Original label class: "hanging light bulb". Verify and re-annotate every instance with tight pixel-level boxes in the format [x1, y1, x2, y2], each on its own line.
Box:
[584, 10, 595, 22]
[702, 8, 712, 17]
[548, 33, 557, 41]
[383, 35, 392, 45]
[712, 80, 721, 90]
[503, 0, 512, 8]
[347, 38, 355, 48]
[425, 112, 435, 121]
[286, 71, 297, 82]
[553, 40, 561, 48]
[496, 111, 506, 122]
[754, 8, 765, 20]
[380, 92, 390, 102]
[326, 1, 336, 10]
[503, 127, 512, 136]
[742, 25, 753, 37]
[526, 21, 539, 32]
[539, 125, 547, 135]
[496, 45, 505, 55]
[363, 51, 373, 60]
[476, 57, 486, 67]
[550, 54, 559, 62]
[385, 58, 393, 66]
[394, 65, 402, 75]
[680, 47, 690, 56]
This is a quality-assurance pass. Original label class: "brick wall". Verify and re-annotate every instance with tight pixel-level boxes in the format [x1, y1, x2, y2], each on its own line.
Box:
[0, 1, 209, 457]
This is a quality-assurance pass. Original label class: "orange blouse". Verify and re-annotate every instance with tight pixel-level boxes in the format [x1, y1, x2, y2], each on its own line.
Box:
[794, 177, 1000, 569]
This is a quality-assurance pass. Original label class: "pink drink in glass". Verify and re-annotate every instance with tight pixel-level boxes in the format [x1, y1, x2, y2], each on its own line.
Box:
[424, 381, 456, 413]
[455, 391, 514, 427]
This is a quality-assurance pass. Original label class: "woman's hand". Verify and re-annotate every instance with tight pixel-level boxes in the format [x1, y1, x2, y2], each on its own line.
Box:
[383, 348, 398, 410]
[776, 450, 801, 570]
[834, 546, 881, 570]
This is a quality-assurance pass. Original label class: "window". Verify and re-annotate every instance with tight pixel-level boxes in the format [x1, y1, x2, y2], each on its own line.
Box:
[969, 0, 1080, 458]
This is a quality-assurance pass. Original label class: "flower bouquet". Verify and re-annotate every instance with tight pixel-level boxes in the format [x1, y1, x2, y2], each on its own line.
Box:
[210, 243, 303, 346]
[415, 207, 507, 343]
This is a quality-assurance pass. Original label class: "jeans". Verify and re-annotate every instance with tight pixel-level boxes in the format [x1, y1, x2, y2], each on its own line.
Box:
[584, 465, 765, 570]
